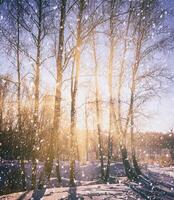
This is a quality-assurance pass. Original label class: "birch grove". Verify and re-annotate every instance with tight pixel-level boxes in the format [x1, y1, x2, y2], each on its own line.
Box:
[0, 0, 173, 195]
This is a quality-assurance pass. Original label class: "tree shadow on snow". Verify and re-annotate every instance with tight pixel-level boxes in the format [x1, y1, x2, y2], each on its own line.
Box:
[31, 188, 46, 200]
[68, 186, 78, 200]
[17, 190, 30, 200]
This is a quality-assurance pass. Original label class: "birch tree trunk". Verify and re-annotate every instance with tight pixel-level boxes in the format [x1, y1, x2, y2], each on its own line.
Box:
[114, 1, 138, 181]
[16, 0, 26, 189]
[85, 98, 89, 162]
[54, 0, 67, 184]
[31, 0, 42, 189]
[92, 34, 105, 180]
[105, 0, 116, 182]
[129, 28, 144, 177]
[42, 0, 67, 185]
[130, 106, 141, 175]
[69, 0, 85, 186]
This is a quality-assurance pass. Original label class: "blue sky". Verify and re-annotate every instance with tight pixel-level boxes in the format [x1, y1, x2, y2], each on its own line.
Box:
[0, 0, 174, 133]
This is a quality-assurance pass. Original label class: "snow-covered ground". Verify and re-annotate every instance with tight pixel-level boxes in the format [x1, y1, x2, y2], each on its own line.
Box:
[0, 161, 142, 199]
[25, 161, 125, 188]
[148, 164, 174, 178]
[146, 164, 174, 189]
[0, 183, 142, 199]
[1, 161, 174, 199]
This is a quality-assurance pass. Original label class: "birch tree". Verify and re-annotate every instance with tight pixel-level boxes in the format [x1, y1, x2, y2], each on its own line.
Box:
[20, 0, 54, 188]
[69, 0, 85, 185]
[40, 0, 67, 185]
[0, 0, 27, 188]
[116, 0, 170, 180]
[105, 0, 119, 182]
[92, 33, 105, 180]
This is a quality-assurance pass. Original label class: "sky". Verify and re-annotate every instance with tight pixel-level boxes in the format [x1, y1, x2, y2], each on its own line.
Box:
[142, 0, 174, 133]
[0, 0, 174, 133]
[142, 54, 174, 133]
